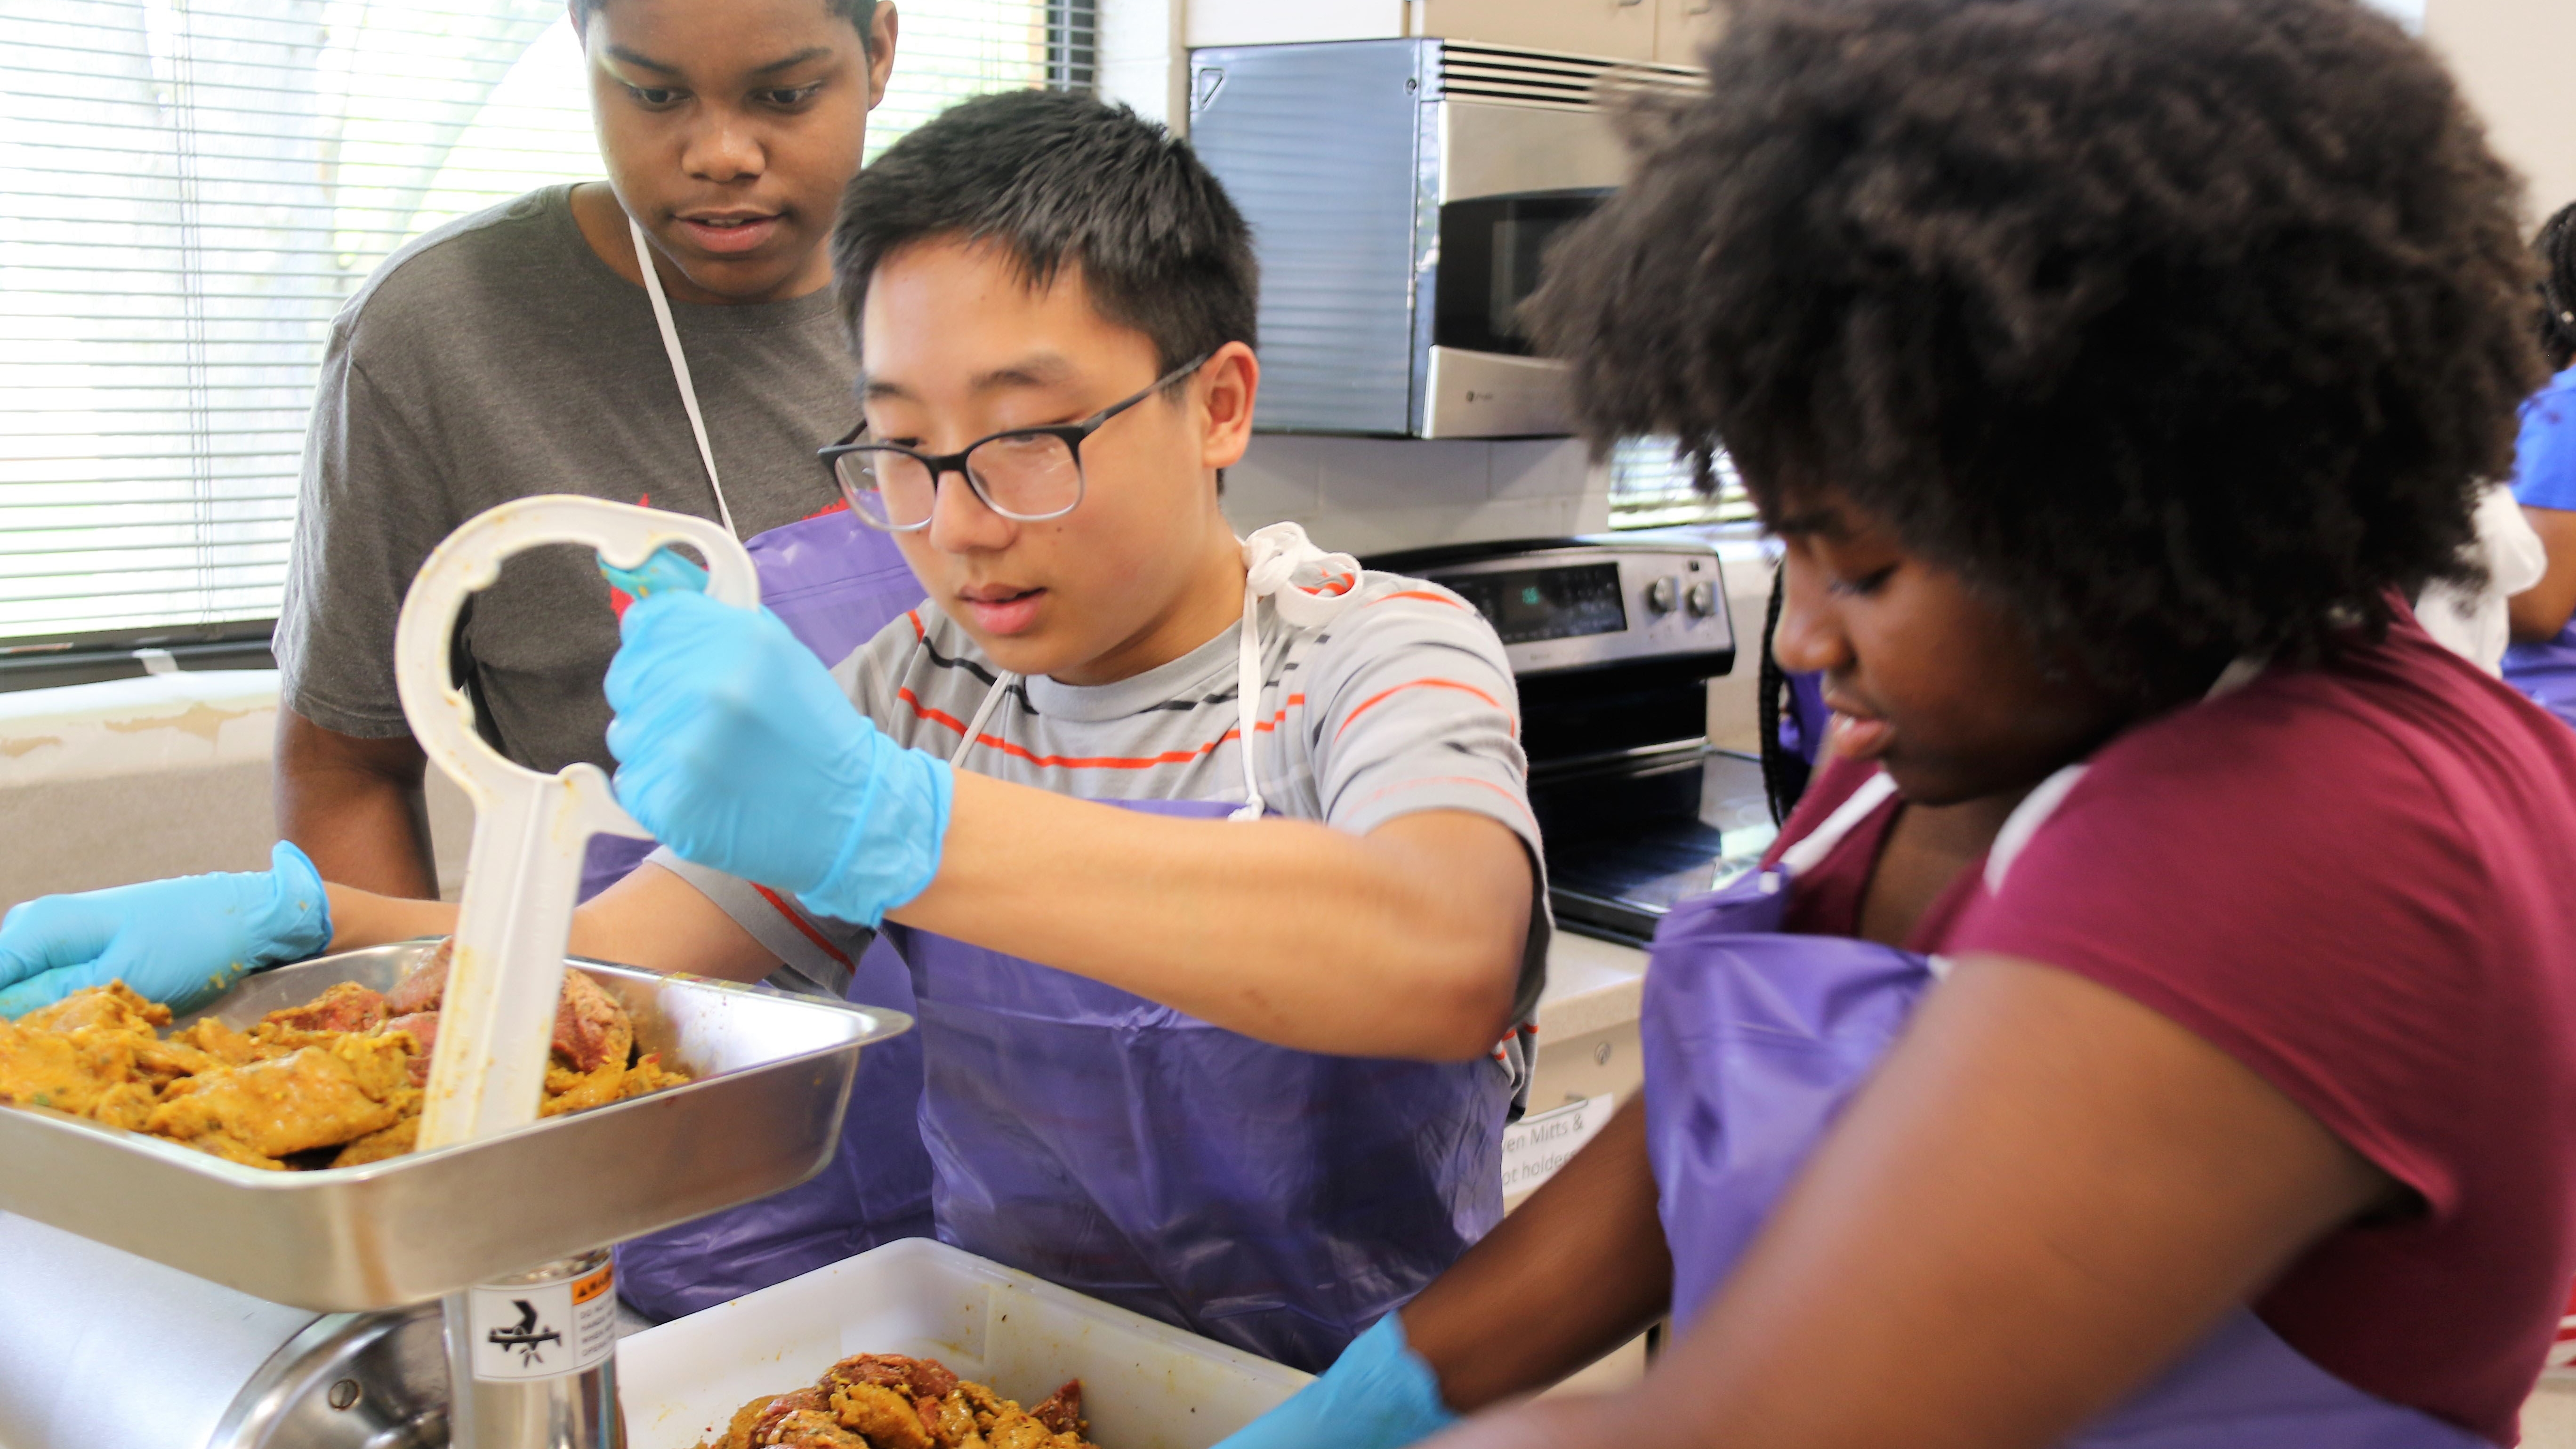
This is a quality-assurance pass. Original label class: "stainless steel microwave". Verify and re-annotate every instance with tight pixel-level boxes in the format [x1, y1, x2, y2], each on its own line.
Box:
[1189, 40, 1699, 439]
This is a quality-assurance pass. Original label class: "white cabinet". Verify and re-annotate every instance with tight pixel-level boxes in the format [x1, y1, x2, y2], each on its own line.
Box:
[1419, 0, 1660, 60]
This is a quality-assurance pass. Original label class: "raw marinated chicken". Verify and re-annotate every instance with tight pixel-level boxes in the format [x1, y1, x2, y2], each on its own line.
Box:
[697, 1355, 1094, 1449]
[0, 940, 687, 1170]
[147, 1032, 414, 1159]
[382, 938, 634, 1073]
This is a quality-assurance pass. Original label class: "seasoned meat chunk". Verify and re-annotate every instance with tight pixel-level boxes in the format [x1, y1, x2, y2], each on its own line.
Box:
[698, 1393, 783, 1449]
[132, 1035, 224, 1083]
[258, 981, 386, 1035]
[146, 1034, 413, 1158]
[384, 942, 631, 1072]
[386, 939, 452, 1016]
[387, 1012, 440, 1086]
[170, 1015, 259, 1066]
[553, 966, 631, 1073]
[823, 1353, 962, 1404]
[89, 1079, 160, 1132]
[16, 981, 169, 1036]
[749, 1390, 842, 1446]
[830, 1382, 934, 1449]
[921, 1393, 983, 1449]
[1030, 1382, 1085, 1439]
[729, 1356, 1093, 1449]
[329, 1116, 420, 1168]
[0, 1015, 139, 1117]
[983, 1415, 1080, 1449]
[761, 1409, 869, 1449]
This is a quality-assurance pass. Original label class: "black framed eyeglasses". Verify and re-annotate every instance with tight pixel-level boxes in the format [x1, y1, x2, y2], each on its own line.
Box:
[819, 352, 1215, 532]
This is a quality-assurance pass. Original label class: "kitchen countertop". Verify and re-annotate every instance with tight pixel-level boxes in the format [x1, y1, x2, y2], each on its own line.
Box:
[1534, 928, 1650, 1039]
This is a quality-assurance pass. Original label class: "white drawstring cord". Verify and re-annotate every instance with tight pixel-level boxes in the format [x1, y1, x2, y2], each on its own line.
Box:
[1229, 523, 1360, 819]
[630, 215, 739, 539]
[944, 523, 1362, 820]
[950, 668, 1017, 769]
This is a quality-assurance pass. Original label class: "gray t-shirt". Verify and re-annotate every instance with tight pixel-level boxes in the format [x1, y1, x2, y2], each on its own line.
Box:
[274, 184, 859, 773]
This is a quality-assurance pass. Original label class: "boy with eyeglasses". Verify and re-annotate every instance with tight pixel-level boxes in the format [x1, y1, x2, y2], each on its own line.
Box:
[0, 90, 1546, 1369]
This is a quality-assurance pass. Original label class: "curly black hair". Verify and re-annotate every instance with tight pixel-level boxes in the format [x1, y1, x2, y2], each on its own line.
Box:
[2539, 201, 2576, 371]
[1527, 0, 2544, 705]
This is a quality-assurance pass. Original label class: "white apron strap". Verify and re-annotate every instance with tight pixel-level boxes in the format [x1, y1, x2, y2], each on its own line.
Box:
[1983, 653, 2269, 894]
[629, 214, 738, 539]
[1230, 523, 1362, 820]
[1775, 770, 1900, 878]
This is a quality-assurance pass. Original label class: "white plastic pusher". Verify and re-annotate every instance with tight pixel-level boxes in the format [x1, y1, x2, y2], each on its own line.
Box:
[392, 495, 757, 1152]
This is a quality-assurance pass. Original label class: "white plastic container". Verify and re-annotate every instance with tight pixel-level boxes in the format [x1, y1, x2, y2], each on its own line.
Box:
[616, 1239, 1312, 1449]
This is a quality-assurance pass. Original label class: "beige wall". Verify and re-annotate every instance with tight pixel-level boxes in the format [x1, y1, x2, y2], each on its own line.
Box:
[0, 672, 472, 918]
[2424, 0, 2576, 224]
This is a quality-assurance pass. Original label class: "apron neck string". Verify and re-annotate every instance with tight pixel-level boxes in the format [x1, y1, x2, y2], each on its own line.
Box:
[943, 524, 1364, 821]
[1774, 770, 1900, 877]
[1230, 523, 1362, 820]
[629, 215, 739, 539]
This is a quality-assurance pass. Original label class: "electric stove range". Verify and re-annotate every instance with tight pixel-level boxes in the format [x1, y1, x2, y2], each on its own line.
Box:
[1369, 535, 1772, 944]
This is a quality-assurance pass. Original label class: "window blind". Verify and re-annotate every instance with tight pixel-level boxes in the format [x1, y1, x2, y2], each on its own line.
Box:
[1608, 438, 1752, 530]
[0, 0, 1068, 651]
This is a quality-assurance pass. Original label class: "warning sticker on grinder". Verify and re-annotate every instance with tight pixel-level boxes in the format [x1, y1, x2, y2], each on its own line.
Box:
[469, 1260, 618, 1381]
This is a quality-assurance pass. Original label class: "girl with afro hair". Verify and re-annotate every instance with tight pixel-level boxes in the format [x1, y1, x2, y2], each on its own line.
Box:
[1220, 1, 2576, 1447]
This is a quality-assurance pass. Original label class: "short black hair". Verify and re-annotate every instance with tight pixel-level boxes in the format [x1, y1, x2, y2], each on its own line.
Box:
[1529, 0, 2545, 705]
[569, 0, 881, 50]
[832, 89, 1258, 380]
[2538, 201, 2576, 371]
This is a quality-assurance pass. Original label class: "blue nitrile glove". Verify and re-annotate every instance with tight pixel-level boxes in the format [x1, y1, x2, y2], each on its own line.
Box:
[1214, 1315, 1459, 1449]
[0, 840, 333, 1018]
[601, 548, 953, 928]
[600, 545, 708, 601]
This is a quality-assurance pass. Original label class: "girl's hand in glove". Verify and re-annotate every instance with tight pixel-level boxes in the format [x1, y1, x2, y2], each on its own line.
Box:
[0, 841, 333, 1018]
[1212, 1315, 1459, 1449]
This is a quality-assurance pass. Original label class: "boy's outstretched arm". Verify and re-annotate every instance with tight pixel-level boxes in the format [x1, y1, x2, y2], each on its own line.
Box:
[322, 862, 781, 984]
[899, 773, 1533, 1059]
[605, 574, 1538, 1063]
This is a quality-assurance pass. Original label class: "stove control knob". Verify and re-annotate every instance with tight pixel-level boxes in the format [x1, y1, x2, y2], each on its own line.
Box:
[1686, 580, 1719, 618]
[1645, 575, 1680, 615]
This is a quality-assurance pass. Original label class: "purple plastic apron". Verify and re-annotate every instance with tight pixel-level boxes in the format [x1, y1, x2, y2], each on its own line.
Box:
[1640, 770, 2490, 1446]
[608, 506, 936, 1321]
[877, 797, 1508, 1374]
[864, 525, 1508, 1372]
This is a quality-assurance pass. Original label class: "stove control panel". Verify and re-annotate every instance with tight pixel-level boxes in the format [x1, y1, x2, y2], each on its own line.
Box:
[1368, 536, 1735, 678]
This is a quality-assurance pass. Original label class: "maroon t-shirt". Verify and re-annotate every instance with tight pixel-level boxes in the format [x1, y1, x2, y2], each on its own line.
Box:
[1764, 620, 2576, 1444]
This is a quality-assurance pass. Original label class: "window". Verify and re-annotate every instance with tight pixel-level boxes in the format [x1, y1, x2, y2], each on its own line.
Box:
[1608, 438, 1753, 530]
[0, 0, 1073, 662]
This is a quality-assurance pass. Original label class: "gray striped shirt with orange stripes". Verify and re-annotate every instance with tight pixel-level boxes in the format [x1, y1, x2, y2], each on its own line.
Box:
[655, 567, 1549, 1098]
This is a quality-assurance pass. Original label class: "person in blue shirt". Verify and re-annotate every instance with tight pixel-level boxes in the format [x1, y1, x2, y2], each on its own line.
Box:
[2504, 201, 2576, 726]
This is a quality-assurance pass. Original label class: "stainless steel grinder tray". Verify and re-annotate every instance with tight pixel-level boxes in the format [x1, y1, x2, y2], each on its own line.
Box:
[0, 940, 909, 1311]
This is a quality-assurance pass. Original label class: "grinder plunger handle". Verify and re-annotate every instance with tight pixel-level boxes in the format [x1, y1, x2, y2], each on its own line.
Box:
[393, 496, 758, 1151]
